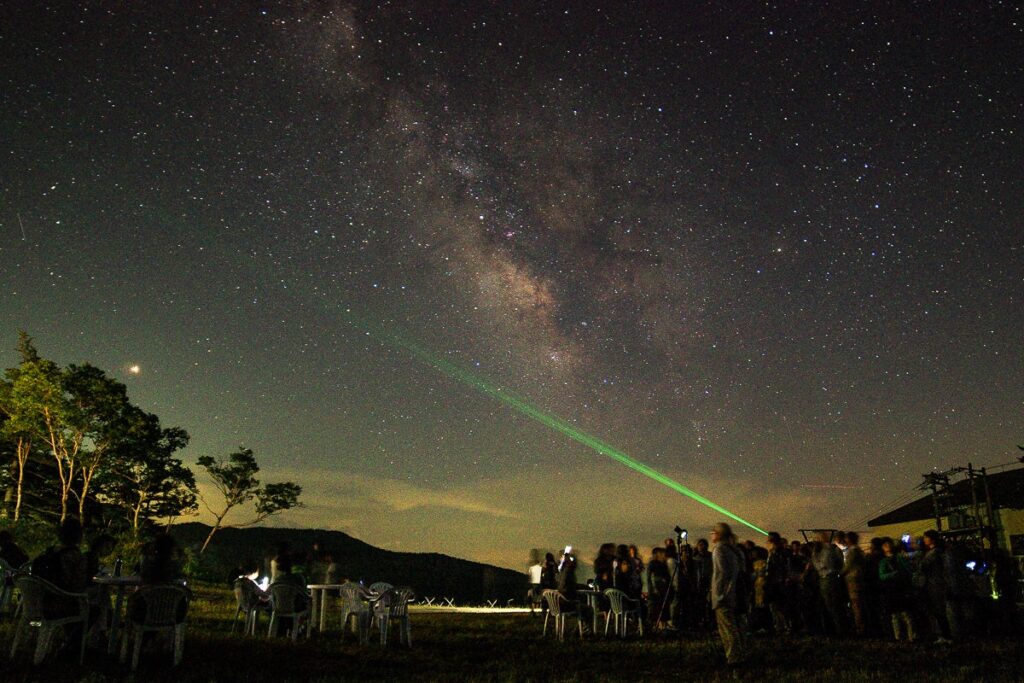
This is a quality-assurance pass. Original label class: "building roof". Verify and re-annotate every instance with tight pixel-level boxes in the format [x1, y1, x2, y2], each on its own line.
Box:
[867, 466, 1024, 527]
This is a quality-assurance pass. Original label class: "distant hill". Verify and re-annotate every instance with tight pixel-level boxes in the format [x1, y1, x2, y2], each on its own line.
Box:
[170, 523, 527, 604]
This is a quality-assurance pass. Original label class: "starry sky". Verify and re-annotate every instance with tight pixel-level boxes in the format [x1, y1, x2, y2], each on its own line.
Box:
[1, 1, 1022, 570]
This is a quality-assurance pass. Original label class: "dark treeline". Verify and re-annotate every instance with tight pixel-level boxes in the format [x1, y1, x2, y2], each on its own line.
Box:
[0, 332, 300, 567]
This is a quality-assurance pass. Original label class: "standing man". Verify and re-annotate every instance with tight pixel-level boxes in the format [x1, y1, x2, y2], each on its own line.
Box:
[842, 531, 867, 636]
[711, 522, 749, 665]
[693, 538, 714, 629]
[920, 530, 951, 643]
[528, 551, 544, 614]
[813, 530, 847, 636]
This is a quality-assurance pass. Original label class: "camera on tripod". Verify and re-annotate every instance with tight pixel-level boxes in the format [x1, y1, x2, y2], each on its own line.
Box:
[674, 525, 688, 543]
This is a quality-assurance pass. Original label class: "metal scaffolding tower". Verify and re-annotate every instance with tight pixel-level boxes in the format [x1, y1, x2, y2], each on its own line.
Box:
[919, 463, 999, 548]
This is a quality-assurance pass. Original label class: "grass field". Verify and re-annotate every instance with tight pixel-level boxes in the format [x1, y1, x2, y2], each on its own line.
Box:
[2, 585, 1022, 682]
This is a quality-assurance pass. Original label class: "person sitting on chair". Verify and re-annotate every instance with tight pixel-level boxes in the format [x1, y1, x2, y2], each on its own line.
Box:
[237, 558, 271, 619]
[269, 553, 311, 636]
[30, 518, 89, 651]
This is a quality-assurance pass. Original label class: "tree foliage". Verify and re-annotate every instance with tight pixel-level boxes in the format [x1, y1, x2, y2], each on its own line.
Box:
[0, 334, 302, 548]
[0, 333, 199, 528]
[97, 410, 195, 532]
[197, 447, 302, 552]
[0, 346, 80, 521]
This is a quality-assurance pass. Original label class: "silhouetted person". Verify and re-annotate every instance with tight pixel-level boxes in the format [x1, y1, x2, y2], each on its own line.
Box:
[557, 553, 579, 607]
[0, 530, 29, 569]
[34, 518, 88, 593]
[920, 530, 950, 643]
[541, 553, 558, 591]
[812, 531, 846, 636]
[32, 519, 88, 631]
[593, 543, 616, 591]
[843, 531, 866, 635]
[878, 537, 916, 642]
[139, 532, 183, 584]
[711, 522, 749, 665]
[85, 534, 117, 579]
[693, 538, 713, 629]
[647, 547, 671, 628]
[269, 553, 311, 636]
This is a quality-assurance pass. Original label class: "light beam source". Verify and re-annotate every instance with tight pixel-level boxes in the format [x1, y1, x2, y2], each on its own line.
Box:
[349, 311, 768, 537]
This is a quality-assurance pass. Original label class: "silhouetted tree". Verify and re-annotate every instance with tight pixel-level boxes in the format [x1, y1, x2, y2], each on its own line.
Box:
[62, 363, 135, 520]
[97, 410, 196, 532]
[196, 447, 302, 553]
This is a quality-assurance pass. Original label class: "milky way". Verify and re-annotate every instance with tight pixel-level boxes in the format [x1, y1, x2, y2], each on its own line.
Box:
[1, 2, 1021, 568]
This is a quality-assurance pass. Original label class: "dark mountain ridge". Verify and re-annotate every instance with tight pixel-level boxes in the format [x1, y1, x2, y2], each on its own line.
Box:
[170, 522, 526, 604]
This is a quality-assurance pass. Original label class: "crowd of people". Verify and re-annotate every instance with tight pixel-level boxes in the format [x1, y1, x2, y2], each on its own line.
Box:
[530, 523, 1022, 664]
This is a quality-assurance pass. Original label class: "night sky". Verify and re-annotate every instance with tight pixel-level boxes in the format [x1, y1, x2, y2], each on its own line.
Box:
[2, 2, 1021, 570]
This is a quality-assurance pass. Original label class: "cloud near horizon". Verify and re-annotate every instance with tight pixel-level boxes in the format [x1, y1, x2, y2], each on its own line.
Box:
[193, 462, 837, 571]
[195, 467, 519, 528]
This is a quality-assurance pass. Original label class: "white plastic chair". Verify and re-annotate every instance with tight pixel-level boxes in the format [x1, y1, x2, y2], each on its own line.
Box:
[541, 589, 583, 641]
[366, 582, 393, 630]
[603, 588, 644, 638]
[8, 574, 89, 665]
[373, 587, 415, 647]
[231, 578, 266, 635]
[338, 582, 373, 644]
[120, 585, 190, 671]
[267, 583, 311, 641]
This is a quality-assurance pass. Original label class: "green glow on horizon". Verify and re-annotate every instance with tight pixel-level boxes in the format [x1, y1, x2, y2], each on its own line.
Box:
[349, 311, 768, 537]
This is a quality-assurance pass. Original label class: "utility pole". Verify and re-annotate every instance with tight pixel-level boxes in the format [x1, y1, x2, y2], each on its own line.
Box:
[921, 464, 1001, 549]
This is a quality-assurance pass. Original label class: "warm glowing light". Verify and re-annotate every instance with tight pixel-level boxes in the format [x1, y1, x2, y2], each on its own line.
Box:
[345, 311, 768, 537]
[128, 364, 141, 375]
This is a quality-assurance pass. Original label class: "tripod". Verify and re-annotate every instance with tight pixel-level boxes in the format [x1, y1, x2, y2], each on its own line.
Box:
[654, 531, 689, 629]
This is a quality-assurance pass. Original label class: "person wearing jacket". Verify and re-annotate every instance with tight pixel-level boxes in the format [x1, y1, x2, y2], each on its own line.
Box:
[711, 522, 749, 665]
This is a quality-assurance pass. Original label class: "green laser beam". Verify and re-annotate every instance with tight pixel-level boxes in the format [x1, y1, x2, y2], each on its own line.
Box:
[348, 311, 768, 537]
[135, 205, 766, 536]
